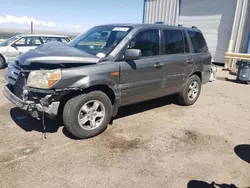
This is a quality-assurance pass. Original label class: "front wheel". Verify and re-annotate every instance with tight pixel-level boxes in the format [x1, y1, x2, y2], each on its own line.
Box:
[63, 91, 112, 139]
[177, 75, 201, 106]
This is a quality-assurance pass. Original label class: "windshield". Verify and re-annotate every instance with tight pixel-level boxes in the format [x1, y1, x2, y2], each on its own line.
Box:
[68, 26, 132, 57]
[0, 36, 20, 46]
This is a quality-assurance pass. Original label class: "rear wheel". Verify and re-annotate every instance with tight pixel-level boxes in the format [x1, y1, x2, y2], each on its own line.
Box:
[63, 91, 112, 139]
[0, 56, 6, 69]
[177, 75, 201, 106]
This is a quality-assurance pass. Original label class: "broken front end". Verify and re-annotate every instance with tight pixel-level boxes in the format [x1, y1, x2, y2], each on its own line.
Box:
[4, 62, 68, 119]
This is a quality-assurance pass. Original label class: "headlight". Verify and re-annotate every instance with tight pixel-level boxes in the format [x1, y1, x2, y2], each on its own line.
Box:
[27, 69, 61, 89]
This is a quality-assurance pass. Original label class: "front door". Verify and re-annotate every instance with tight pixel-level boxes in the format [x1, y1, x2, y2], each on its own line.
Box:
[119, 29, 164, 105]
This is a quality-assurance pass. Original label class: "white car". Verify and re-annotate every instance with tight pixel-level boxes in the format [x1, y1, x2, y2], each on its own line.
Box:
[0, 34, 70, 68]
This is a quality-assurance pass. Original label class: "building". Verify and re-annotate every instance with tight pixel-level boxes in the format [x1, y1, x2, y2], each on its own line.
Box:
[143, 0, 250, 67]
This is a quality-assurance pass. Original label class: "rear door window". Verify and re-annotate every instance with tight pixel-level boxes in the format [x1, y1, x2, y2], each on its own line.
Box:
[26, 37, 43, 46]
[187, 31, 208, 53]
[41, 37, 68, 43]
[163, 29, 189, 54]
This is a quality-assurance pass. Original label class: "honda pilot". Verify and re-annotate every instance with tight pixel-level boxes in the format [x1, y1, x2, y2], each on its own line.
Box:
[4, 24, 211, 138]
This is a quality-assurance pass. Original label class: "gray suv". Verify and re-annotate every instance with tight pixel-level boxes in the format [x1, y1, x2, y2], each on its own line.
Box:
[4, 24, 211, 138]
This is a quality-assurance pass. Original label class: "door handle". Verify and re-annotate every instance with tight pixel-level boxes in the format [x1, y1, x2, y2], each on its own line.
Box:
[154, 62, 163, 68]
[187, 60, 194, 64]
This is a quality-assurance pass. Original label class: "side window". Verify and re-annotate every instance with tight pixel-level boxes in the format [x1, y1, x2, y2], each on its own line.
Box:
[188, 31, 208, 53]
[41, 37, 68, 43]
[14, 37, 26, 46]
[46, 37, 61, 42]
[14, 37, 42, 46]
[41, 37, 49, 43]
[50, 37, 63, 42]
[26, 37, 42, 46]
[128, 29, 160, 57]
[163, 29, 188, 54]
[61, 38, 69, 43]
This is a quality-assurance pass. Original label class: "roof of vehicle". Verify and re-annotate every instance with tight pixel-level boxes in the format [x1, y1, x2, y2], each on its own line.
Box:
[96, 23, 201, 31]
[15, 34, 69, 38]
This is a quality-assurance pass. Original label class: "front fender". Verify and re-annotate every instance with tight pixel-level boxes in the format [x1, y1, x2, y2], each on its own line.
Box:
[0, 53, 8, 63]
[54, 63, 120, 96]
[49, 61, 119, 99]
[56, 69, 120, 117]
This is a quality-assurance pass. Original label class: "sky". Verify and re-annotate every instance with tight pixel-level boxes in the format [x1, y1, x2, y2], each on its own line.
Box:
[0, 0, 143, 33]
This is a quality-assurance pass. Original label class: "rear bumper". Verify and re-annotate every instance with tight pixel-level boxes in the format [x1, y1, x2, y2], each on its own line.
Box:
[3, 85, 60, 118]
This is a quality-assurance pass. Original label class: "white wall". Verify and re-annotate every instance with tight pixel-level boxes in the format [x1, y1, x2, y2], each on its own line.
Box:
[178, 0, 236, 63]
[144, 0, 179, 25]
[240, 2, 250, 54]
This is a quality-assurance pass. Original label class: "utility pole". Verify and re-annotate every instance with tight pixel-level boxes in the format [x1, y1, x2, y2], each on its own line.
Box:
[31, 21, 33, 34]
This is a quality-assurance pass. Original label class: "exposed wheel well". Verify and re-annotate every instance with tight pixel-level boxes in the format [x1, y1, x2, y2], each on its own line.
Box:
[191, 71, 202, 81]
[83, 85, 116, 105]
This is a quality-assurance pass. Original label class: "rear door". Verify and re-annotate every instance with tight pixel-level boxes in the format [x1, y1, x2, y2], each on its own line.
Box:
[161, 29, 193, 94]
[119, 29, 164, 105]
[186, 30, 211, 84]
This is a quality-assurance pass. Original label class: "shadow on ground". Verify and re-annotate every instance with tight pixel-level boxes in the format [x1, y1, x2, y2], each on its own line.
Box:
[187, 180, 239, 188]
[234, 144, 250, 164]
[217, 77, 250, 85]
[10, 107, 60, 133]
[115, 95, 175, 120]
[9, 95, 175, 138]
[62, 95, 175, 139]
[217, 77, 237, 83]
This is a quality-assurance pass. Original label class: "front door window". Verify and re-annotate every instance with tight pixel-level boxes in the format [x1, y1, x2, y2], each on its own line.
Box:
[128, 29, 160, 57]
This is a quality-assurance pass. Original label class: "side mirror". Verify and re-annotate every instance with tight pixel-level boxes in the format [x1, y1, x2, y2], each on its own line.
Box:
[124, 49, 142, 61]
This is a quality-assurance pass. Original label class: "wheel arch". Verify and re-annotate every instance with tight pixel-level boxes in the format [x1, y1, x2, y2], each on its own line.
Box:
[190, 71, 202, 81]
[0, 54, 6, 64]
[58, 84, 118, 119]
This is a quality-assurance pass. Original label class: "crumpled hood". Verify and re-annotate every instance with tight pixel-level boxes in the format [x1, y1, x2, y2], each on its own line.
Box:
[17, 41, 100, 66]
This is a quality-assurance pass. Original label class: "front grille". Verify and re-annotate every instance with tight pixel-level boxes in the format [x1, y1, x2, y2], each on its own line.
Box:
[6, 63, 22, 85]
[6, 63, 28, 100]
[13, 75, 27, 99]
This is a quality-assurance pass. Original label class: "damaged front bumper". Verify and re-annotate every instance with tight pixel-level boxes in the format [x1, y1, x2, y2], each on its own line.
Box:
[4, 85, 60, 119]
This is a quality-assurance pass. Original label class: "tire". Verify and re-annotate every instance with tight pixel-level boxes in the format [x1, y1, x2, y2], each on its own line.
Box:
[0, 56, 6, 69]
[63, 91, 112, 139]
[177, 75, 201, 106]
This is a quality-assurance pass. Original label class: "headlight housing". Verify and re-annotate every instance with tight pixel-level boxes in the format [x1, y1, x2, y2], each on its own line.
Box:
[27, 69, 61, 89]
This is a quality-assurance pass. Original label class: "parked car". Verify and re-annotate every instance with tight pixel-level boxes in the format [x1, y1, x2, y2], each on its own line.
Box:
[0, 34, 70, 68]
[4, 24, 211, 139]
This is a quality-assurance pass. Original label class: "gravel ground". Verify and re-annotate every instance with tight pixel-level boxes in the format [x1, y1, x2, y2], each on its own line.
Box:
[0, 69, 249, 188]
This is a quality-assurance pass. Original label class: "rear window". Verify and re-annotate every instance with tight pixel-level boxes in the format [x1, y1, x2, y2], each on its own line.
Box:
[187, 31, 208, 53]
[163, 29, 190, 54]
[41, 37, 69, 44]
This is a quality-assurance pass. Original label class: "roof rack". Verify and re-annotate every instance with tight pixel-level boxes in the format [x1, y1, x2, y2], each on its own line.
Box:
[191, 26, 197, 28]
